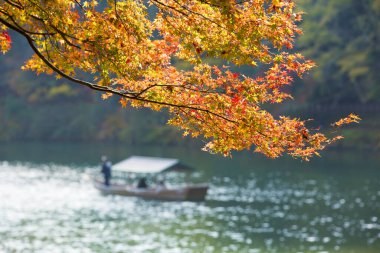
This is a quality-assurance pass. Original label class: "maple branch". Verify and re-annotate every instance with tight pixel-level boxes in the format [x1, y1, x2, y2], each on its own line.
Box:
[113, 0, 134, 42]
[177, 107, 231, 136]
[0, 16, 236, 124]
[0, 10, 54, 36]
[151, 0, 189, 17]
[0, 15, 34, 40]
[73, 0, 84, 10]
[171, 0, 226, 30]
[3, 0, 23, 9]
[1, 2, 91, 53]
[49, 24, 82, 49]
[151, 0, 227, 31]
[133, 83, 220, 99]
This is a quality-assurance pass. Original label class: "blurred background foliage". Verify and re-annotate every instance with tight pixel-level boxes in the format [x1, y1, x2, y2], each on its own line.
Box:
[296, 0, 380, 105]
[0, 0, 379, 150]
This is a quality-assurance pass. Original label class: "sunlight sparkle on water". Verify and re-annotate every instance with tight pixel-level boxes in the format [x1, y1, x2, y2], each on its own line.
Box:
[1, 156, 380, 253]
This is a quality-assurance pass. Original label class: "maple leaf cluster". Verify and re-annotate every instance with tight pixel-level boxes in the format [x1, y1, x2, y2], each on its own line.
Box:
[332, 114, 361, 127]
[0, 29, 11, 53]
[0, 0, 359, 160]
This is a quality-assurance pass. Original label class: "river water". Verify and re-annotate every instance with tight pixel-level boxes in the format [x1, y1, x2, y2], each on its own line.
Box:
[0, 142, 379, 253]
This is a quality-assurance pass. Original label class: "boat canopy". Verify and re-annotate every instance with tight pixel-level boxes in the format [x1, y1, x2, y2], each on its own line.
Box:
[112, 156, 192, 174]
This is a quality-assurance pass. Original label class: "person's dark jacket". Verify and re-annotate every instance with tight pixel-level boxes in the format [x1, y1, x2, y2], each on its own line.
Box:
[101, 162, 112, 186]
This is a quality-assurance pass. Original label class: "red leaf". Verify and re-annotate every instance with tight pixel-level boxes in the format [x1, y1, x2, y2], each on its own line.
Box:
[2, 31, 11, 43]
[232, 95, 240, 105]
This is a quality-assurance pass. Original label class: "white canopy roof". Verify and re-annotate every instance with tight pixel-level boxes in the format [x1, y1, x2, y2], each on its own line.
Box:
[112, 156, 188, 174]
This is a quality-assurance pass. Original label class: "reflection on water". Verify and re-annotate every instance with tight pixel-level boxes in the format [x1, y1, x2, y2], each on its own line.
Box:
[0, 143, 380, 252]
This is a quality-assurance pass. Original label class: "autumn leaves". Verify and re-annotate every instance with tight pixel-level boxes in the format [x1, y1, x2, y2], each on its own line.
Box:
[0, 0, 359, 159]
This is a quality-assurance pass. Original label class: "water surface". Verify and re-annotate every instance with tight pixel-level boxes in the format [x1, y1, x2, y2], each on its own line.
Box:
[0, 142, 379, 252]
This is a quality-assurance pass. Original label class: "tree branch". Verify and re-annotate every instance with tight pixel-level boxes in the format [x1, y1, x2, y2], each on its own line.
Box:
[0, 10, 55, 36]
[0, 16, 236, 124]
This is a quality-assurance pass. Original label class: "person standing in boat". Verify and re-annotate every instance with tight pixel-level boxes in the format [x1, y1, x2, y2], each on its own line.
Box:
[101, 156, 112, 186]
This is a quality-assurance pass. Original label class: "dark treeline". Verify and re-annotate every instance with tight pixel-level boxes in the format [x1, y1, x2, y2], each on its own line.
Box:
[0, 0, 379, 149]
[295, 0, 380, 106]
[0, 34, 189, 145]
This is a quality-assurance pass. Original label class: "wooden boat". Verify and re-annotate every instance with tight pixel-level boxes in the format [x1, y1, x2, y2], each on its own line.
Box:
[92, 156, 208, 201]
[92, 178, 208, 201]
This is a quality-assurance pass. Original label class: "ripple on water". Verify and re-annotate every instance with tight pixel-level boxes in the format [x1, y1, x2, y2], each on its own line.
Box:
[1, 161, 380, 252]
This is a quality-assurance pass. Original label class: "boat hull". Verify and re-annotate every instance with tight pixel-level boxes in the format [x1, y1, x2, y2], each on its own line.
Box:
[92, 179, 208, 201]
